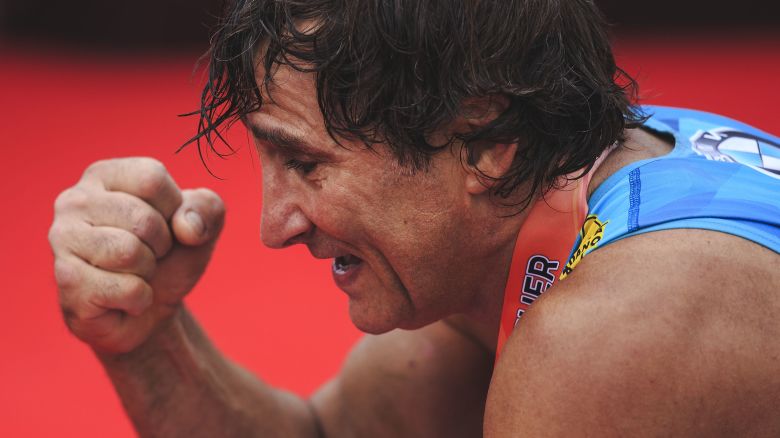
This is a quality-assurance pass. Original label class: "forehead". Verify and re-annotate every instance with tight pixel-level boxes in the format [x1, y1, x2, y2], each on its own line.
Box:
[246, 58, 391, 164]
[245, 61, 323, 139]
[244, 61, 392, 170]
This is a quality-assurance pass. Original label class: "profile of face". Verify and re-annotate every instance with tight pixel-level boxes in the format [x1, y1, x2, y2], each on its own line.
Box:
[247, 64, 522, 333]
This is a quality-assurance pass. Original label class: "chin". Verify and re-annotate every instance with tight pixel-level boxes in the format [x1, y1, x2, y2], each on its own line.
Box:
[348, 308, 396, 335]
[347, 299, 435, 334]
[347, 300, 411, 334]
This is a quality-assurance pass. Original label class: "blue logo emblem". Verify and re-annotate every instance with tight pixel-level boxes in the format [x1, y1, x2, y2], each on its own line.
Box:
[691, 129, 780, 179]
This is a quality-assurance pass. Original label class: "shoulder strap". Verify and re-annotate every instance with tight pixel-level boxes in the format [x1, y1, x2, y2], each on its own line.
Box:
[495, 148, 613, 358]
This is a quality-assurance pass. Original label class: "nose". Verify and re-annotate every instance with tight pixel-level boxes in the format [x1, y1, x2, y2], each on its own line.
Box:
[259, 173, 314, 249]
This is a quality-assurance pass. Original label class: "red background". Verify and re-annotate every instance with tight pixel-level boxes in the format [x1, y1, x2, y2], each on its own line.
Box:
[0, 34, 778, 436]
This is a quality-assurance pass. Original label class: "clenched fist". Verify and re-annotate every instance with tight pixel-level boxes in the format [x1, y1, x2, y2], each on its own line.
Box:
[48, 158, 225, 354]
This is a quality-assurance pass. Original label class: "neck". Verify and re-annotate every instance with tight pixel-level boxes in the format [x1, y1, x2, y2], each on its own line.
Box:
[447, 199, 533, 354]
[453, 128, 676, 354]
[589, 128, 675, 199]
[448, 129, 655, 353]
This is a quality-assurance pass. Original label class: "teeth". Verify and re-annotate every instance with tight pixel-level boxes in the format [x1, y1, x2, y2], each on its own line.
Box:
[333, 257, 350, 275]
[332, 255, 362, 276]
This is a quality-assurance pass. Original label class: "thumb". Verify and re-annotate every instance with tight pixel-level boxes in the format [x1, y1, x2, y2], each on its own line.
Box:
[150, 188, 225, 306]
[171, 188, 225, 247]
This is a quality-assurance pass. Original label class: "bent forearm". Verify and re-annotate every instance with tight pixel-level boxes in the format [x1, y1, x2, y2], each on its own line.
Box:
[98, 307, 320, 438]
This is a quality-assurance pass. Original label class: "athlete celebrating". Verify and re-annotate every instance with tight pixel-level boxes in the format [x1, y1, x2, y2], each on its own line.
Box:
[48, 0, 780, 436]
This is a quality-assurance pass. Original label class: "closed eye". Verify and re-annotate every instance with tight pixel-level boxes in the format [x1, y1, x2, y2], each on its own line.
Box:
[284, 159, 318, 175]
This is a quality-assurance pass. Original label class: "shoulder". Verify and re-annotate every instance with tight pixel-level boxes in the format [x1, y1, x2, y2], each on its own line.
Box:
[312, 318, 495, 437]
[485, 229, 780, 437]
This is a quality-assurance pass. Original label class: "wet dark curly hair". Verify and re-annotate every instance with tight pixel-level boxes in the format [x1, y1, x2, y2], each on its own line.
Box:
[184, 0, 646, 208]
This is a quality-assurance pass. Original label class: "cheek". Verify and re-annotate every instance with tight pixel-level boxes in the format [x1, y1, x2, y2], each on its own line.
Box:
[318, 152, 467, 247]
[306, 171, 380, 235]
[375, 196, 468, 284]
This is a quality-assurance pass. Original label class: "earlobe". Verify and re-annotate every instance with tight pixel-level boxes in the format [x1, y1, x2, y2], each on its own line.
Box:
[464, 141, 518, 195]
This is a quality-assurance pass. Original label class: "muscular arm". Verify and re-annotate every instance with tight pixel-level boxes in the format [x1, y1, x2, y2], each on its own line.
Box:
[102, 309, 493, 438]
[98, 307, 318, 438]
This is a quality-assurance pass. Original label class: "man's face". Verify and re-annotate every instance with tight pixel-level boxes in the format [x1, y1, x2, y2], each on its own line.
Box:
[247, 64, 510, 333]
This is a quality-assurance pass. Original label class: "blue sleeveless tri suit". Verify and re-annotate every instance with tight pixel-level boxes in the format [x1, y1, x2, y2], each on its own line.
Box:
[563, 106, 780, 276]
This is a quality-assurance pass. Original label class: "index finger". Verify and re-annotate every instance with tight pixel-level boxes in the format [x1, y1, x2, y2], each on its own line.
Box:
[83, 158, 183, 220]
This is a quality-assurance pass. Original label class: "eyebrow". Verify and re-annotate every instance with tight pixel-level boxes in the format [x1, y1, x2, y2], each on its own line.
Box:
[247, 121, 331, 159]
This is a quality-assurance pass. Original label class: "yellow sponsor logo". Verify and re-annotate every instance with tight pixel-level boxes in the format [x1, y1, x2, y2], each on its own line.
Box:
[560, 215, 608, 280]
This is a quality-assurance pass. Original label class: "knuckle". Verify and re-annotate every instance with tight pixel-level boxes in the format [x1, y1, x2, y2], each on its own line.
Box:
[54, 187, 89, 213]
[125, 277, 150, 302]
[78, 279, 123, 319]
[63, 297, 88, 321]
[48, 222, 80, 257]
[197, 188, 226, 215]
[131, 210, 162, 242]
[55, 265, 91, 321]
[68, 296, 100, 321]
[48, 221, 67, 248]
[135, 160, 169, 199]
[83, 159, 106, 176]
[110, 233, 145, 268]
[195, 187, 219, 200]
[61, 308, 96, 339]
[54, 258, 80, 291]
[93, 288, 114, 309]
[139, 157, 166, 171]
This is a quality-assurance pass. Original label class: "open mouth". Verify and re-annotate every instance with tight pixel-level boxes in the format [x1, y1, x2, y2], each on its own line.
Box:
[333, 254, 363, 275]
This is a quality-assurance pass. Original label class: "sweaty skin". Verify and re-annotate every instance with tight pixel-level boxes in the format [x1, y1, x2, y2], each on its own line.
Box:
[485, 129, 780, 436]
[249, 65, 521, 335]
[49, 62, 780, 437]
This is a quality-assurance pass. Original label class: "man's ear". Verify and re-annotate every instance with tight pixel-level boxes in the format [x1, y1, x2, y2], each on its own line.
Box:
[454, 95, 517, 195]
[464, 140, 518, 195]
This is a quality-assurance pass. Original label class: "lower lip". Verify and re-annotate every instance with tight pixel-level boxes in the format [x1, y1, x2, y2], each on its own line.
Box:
[332, 261, 364, 289]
